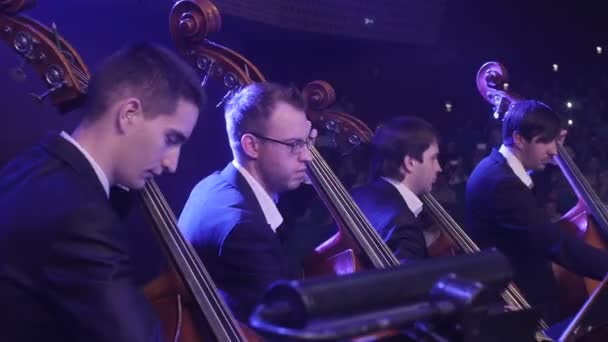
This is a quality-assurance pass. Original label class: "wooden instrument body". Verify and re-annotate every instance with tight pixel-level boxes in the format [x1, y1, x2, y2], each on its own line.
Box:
[553, 199, 608, 316]
[476, 61, 608, 320]
[1, 1, 255, 340]
[303, 229, 365, 277]
[144, 272, 262, 342]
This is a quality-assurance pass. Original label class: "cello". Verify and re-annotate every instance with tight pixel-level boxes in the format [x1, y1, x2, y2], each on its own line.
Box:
[476, 61, 608, 326]
[0, 2, 259, 341]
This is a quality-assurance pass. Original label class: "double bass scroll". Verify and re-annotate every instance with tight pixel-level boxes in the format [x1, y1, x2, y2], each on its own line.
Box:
[0, 1, 89, 112]
[303, 81, 550, 340]
[476, 60, 608, 320]
[169, 0, 265, 107]
[1, 1, 258, 340]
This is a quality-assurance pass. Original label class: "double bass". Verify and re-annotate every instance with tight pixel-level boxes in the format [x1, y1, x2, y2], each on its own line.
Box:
[303, 81, 552, 341]
[0, 1, 258, 341]
[476, 61, 608, 340]
[168, 0, 399, 282]
[168, 2, 413, 339]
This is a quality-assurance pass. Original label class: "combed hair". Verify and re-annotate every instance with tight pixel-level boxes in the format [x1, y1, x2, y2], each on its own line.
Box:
[502, 100, 561, 145]
[370, 116, 438, 181]
[224, 82, 306, 152]
[82, 42, 204, 120]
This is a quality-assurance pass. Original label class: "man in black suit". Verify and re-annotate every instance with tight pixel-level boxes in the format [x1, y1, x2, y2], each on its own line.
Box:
[352, 116, 442, 261]
[466, 100, 608, 325]
[179, 83, 316, 321]
[0, 43, 203, 341]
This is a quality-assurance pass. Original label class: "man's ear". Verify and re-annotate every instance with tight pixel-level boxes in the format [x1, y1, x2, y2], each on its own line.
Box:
[402, 154, 415, 174]
[512, 130, 526, 149]
[240, 133, 260, 159]
[116, 98, 143, 134]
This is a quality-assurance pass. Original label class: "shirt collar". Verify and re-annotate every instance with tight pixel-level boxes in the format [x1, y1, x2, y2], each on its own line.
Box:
[232, 160, 284, 232]
[498, 144, 534, 189]
[60, 131, 110, 197]
[381, 177, 424, 218]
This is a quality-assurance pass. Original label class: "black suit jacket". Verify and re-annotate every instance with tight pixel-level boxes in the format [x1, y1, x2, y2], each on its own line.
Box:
[178, 163, 289, 321]
[0, 134, 162, 341]
[466, 149, 608, 324]
[351, 178, 428, 261]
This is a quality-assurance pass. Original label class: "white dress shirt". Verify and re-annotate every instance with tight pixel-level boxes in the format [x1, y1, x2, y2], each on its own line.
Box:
[381, 177, 423, 218]
[382, 177, 442, 247]
[232, 160, 284, 232]
[498, 144, 534, 189]
[61, 131, 110, 197]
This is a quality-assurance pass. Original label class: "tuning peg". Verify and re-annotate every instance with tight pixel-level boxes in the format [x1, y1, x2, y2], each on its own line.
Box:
[216, 88, 235, 108]
[325, 120, 338, 133]
[49, 22, 75, 65]
[348, 134, 361, 147]
[197, 56, 216, 88]
[28, 80, 65, 102]
[51, 22, 62, 50]
[200, 69, 211, 88]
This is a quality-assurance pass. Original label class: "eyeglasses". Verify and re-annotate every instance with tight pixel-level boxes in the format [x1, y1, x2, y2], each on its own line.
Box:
[247, 132, 313, 154]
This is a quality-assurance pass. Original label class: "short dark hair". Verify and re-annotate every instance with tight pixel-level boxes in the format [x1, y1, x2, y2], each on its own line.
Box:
[224, 82, 306, 151]
[82, 42, 204, 120]
[502, 100, 561, 145]
[370, 116, 438, 181]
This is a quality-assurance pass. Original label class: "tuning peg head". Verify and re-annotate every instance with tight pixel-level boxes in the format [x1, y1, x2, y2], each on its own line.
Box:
[27, 80, 65, 103]
[28, 91, 45, 102]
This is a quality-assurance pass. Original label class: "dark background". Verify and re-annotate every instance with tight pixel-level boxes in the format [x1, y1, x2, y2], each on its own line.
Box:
[1, 0, 605, 282]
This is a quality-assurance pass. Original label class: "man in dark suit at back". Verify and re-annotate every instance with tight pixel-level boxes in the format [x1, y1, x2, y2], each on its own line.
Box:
[351, 116, 442, 262]
[466, 100, 608, 326]
[0, 43, 204, 341]
[179, 83, 316, 321]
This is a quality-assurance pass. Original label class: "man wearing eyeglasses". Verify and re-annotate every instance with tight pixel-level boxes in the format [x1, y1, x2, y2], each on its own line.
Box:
[178, 82, 316, 322]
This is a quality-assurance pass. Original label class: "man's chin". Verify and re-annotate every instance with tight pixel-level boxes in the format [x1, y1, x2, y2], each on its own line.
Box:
[289, 182, 303, 191]
[286, 179, 306, 191]
[128, 179, 147, 190]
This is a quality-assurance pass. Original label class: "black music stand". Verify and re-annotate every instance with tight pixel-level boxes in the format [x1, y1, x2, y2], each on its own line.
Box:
[250, 250, 540, 341]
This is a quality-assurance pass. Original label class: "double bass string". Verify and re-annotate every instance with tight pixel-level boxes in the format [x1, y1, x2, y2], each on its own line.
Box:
[420, 193, 477, 253]
[309, 146, 549, 336]
[142, 180, 245, 341]
[420, 192, 549, 331]
[308, 146, 399, 268]
[147, 180, 244, 337]
[556, 144, 608, 228]
[310, 146, 397, 266]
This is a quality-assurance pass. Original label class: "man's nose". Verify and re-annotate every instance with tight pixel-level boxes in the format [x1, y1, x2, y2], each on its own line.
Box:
[299, 145, 314, 162]
[548, 142, 558, 156]
[161, 148, 181, 174]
